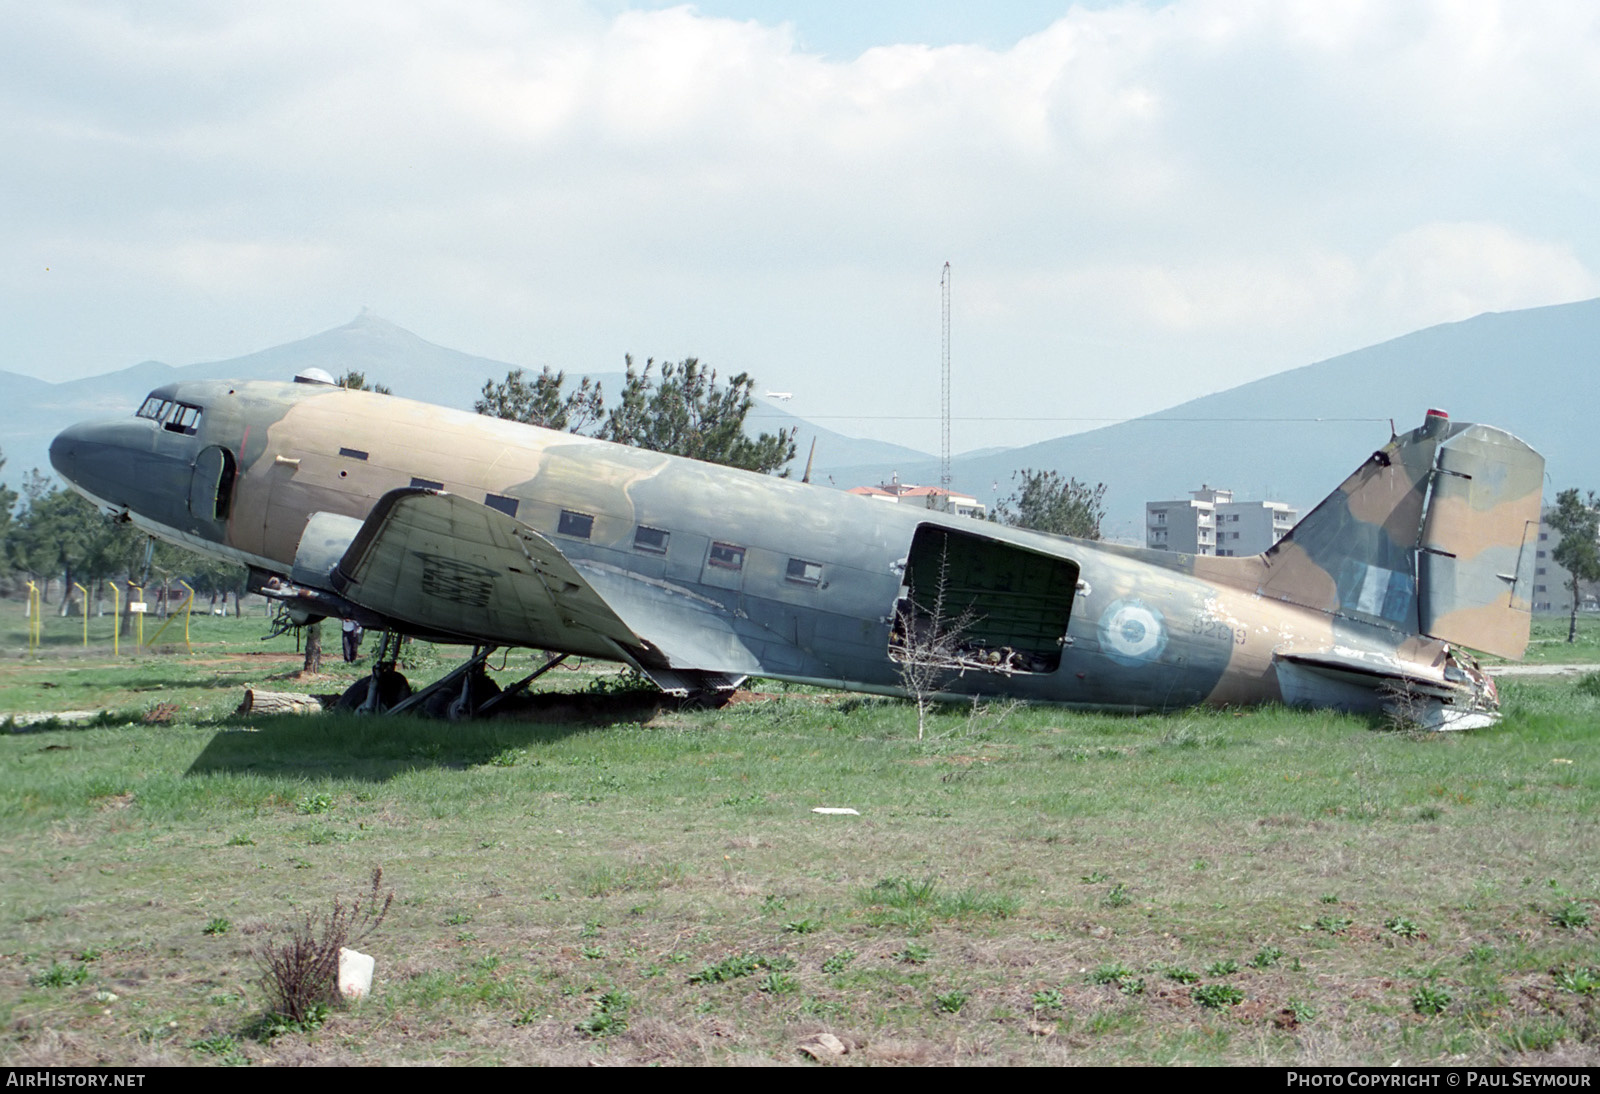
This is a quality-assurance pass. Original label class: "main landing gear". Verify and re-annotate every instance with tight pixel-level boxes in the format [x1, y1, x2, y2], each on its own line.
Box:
[335, 634, 571, 720]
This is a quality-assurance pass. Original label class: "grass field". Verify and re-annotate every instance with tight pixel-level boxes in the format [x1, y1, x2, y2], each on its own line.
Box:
[1, 597, 1596, 1066]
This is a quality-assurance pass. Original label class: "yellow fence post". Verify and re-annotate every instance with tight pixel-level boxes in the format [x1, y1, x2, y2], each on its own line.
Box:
[73, 582, 88, 647]
[179, 580, 195, 654]
[130, 584, 145, 647]
[25, 582, 38, 654]
[107, 581, 121, 657]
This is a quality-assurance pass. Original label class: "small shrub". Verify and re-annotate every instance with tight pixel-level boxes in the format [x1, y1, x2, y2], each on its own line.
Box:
[255, 866, 393, 1025]
[1193, 984, 1245, 1009]
[1412, 983, 1452, 1016]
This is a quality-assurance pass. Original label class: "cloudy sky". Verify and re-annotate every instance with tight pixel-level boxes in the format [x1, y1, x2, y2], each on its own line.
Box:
[6, 0, 1598, 452]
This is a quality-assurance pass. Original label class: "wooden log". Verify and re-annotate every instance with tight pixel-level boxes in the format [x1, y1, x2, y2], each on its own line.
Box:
[236, 688, 323, 715]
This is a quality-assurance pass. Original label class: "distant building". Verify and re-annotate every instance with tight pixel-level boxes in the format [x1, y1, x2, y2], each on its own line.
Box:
[849, 475, 987, 519]
[1532, 511, 1599, 614]
[1146, 486, 1296, 557]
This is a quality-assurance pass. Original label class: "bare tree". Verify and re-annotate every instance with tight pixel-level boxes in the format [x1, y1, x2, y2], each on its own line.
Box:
[889, 550, 977, 740]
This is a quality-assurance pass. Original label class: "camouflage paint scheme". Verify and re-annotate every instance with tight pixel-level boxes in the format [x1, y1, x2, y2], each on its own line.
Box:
[50, 380, 1543, 723]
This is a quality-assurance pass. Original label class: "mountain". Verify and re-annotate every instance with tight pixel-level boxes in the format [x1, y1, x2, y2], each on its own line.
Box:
[0, 312, 931, 488]
[827, 297, 1600, 538]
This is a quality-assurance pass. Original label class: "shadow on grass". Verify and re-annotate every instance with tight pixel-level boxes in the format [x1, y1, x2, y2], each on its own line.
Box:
[185, 690, 672, 781]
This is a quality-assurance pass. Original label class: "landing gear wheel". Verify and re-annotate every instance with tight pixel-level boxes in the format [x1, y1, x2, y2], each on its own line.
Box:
[679, 688, 736, 711]
[336, 668, 412, 713]
[422, 671, 502, 720]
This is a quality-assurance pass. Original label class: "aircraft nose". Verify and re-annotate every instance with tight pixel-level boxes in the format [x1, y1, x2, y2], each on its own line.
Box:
[49, 418, 170, 510]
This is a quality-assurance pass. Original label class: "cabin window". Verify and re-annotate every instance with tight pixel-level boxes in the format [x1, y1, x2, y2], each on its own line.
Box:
[558, 510, 594, 539]
[634, 526, 670, 554]
[708, 542, 745, 571]
[410, 477, 445, 491]
[339, 447, 369, 461]
[137, 396, 167, 421]
[484, 494, 520, 518]
[786, 558, 822, 586]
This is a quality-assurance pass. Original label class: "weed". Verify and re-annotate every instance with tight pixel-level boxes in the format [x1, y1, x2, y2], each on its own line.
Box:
[294, 792, 334, 815]
[1549, 902, 1591, 929]
[1164, 966, 1200, 984]
[1463, 944, 1497, 965]
[75, 948, 101, 963]
[576, 987, 631, 1037]
[256, 866, 394, 1025]
[578, 918, 601, 938]
[204, 917, 232, 936]
[783, 918, 819, 935]
[688, 953, 763, 984]
[1089, 963, 1135, 986]
[1411, 983, 1452, 1016]
[1284, 998, 1316, 1024]
[1206, 959, 1240, 976]
[1248, 947, 1284, 969]
[1385, 916, 1422, 939]
[1314, 915, 1353, 934]
[821, 950, 856, 975]
[933, 988, 969, 1013]
[1080, 871, 1108, 884]
[445, 912, 473, 926]
[758, 971, 798, 995]
[1193, 984, 1245, 1009]
[1032, 988, 1064, 1010]
[1103, 883, 1132, 908]
[582, 946, 605, 960]
[488, 747, 525, 767]
[191, 1034, 250, 1065]
[1553, 965, 1600, 995]
[892, 943, 931, 965]
[1319, 893, 1340, 904]
[30, 961, 89, 988]
[1501, 1020, 1567, 1053]
[227, 834, 255, 847]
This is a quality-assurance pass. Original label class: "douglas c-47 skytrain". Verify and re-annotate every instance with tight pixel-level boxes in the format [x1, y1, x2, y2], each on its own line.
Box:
[50, 371, 1544, 727]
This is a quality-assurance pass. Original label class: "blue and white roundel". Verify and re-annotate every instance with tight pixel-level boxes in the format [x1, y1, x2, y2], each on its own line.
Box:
[1097, 598, 1168, 666]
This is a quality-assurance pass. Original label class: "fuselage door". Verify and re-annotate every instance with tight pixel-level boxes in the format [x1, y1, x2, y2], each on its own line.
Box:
[189, 445, 237, 523]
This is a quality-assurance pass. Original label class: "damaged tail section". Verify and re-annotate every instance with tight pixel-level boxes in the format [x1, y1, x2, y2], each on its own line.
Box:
[1256, 409, 1543, 658]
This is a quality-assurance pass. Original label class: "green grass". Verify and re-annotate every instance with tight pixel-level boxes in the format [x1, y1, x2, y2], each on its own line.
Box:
[0, 596, 1597, 1065]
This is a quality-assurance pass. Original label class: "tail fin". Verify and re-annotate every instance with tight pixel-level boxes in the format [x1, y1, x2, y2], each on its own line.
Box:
[1255, 410, 1543, 658]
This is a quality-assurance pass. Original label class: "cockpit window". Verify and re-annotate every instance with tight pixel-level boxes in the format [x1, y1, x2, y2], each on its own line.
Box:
[136, 394, 203, 435]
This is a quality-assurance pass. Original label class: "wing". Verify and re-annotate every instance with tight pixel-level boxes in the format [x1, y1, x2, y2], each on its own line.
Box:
[331, 489, 642, 660]
[328, 489, 775, 691]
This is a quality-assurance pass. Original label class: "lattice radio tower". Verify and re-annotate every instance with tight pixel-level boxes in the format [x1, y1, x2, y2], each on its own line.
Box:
[940, 261, 952, 507]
